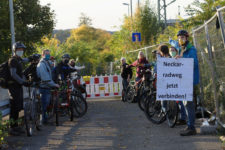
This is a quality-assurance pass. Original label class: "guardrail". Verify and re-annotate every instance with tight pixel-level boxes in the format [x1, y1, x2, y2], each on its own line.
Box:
[0, 87, 29, 118]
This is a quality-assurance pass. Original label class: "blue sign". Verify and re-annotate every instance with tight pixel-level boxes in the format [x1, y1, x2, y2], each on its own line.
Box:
[132, 33, 141, 42]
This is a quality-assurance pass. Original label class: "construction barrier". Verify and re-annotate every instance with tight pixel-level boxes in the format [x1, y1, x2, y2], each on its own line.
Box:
[81, 75, 122, 98]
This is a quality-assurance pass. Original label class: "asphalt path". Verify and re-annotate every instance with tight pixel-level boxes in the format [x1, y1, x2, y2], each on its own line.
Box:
[6, 98, 222, 150]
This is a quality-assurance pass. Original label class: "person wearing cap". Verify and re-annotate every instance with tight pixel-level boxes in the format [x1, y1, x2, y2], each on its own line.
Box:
[120, 57, 132, 102]
[170, 30, 200, 136]
[37, 49, 59, 124]
[53, 54, 77, 82]
[8, 42, 31, 135]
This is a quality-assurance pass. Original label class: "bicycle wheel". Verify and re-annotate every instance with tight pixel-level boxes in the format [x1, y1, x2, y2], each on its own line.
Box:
[144, 93, 166, 124]
[138, 85, 147, 111]
[166, 101, 179, 128]
[24, 101, 34, 137]
[69, 96, 74, 121]
[125, 85, 135, 103]
[54, 97, 59, 126]
[35, 99, 42, 131]
[72, 92, 88, 118]
[138, 92, 147, 111]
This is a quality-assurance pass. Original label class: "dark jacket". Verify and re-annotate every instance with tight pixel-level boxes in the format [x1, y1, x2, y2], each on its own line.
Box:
[53, 61, 76, 82]
[8, 56, 24, 86]
[23, 63, 40, 82]
[121, 63, 132, 79]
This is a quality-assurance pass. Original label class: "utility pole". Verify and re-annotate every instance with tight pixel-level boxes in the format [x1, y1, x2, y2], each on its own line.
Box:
[9, 0, 15, 54]
[178, 5, 181, 16]
[157, 0, 176, 28]
[130, 0, 133, 19]
[163, 0, 167, 27]
[138, 0, 140, 8]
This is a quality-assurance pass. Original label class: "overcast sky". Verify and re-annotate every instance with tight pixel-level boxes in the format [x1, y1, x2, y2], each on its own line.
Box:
[40, 0, 195, 31]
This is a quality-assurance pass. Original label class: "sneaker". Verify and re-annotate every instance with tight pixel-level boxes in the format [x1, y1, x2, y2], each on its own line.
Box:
[180, 127, 197, 136]
[176, 119, 187, 125]
[9, 128, 21, 136]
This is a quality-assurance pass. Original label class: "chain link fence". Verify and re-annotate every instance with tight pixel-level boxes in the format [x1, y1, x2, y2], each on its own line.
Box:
[193, 6, 225, 128]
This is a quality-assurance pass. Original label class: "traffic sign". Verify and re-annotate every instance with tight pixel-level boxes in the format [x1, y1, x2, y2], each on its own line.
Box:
[132, 33, 141, 42]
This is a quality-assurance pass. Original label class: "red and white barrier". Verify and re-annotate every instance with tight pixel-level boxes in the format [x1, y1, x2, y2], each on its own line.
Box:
[82, 75, 122, 98]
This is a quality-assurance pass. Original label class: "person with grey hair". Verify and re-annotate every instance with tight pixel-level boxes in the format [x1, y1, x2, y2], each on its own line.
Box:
[120, 57, 132, 102]
[37, 49, 59, 124]
[130, 51, 149, 82]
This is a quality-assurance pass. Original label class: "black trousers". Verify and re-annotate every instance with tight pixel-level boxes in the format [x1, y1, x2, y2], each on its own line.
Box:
[8, 85, 23, 128]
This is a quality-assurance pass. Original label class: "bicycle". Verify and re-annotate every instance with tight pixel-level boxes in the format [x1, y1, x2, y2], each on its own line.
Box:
[137, 68, 152, 111]
[47, 87, 59, 126]
[70, 72, 88, 118]
[24, 81, 43, 136]
[124, 81, 136, 103]
[144, 73, 179, 128]
[56, 80, 75, 121]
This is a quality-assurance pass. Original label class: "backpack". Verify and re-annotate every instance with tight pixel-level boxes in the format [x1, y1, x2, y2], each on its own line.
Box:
[0, 61, 10, 88]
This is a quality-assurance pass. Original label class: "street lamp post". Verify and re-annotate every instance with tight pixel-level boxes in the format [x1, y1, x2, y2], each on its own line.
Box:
[130, 0, 132, 19]
[9, 0, 15, 54]
[123, 3, 130, 17]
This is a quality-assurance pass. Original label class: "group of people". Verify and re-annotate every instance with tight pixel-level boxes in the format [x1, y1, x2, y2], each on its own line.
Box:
[6, 45, 84, 136]
[120, 30, 199, 136]
[4, 29, 199, 137]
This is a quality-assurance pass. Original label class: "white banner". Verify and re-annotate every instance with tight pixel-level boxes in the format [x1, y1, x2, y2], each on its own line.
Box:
[156, 58, 193, 101]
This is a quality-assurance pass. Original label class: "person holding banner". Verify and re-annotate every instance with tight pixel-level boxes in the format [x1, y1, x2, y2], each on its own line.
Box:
[170, 30, 200, 136]
[169, 46, 187, 125]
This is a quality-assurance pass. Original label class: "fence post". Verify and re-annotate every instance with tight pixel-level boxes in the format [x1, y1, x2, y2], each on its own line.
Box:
[145, 47, 148, 60]
[192, 29, 205, 118]
[204, 21, 220, 122]
[216, 6, 225, 48]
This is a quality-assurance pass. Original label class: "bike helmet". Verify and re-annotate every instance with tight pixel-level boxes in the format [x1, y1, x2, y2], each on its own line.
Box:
[32, 54, 41, 61]
[62, 53, 70, 59]
[177, 30, 189, 37]
[13, 42, 26, 51]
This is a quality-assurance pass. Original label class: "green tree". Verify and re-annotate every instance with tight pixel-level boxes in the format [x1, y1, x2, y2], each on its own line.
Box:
[107, 1, 162, 63]
[138, 1, 163, 45]
[0, 0, 55, 62]
[78, 13, 92, 27]
[185, 0, 225, 27]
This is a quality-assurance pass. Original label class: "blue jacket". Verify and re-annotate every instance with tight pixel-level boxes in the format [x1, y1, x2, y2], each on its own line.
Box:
[169, 40, 200, 85]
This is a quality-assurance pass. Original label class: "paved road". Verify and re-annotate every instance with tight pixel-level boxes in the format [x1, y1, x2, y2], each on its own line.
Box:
[7, 98, 222, 150]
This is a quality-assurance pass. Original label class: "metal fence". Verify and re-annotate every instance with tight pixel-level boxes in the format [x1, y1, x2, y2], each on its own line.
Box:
[76, 62, 119, 77]
[192, 6, 225, 128]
